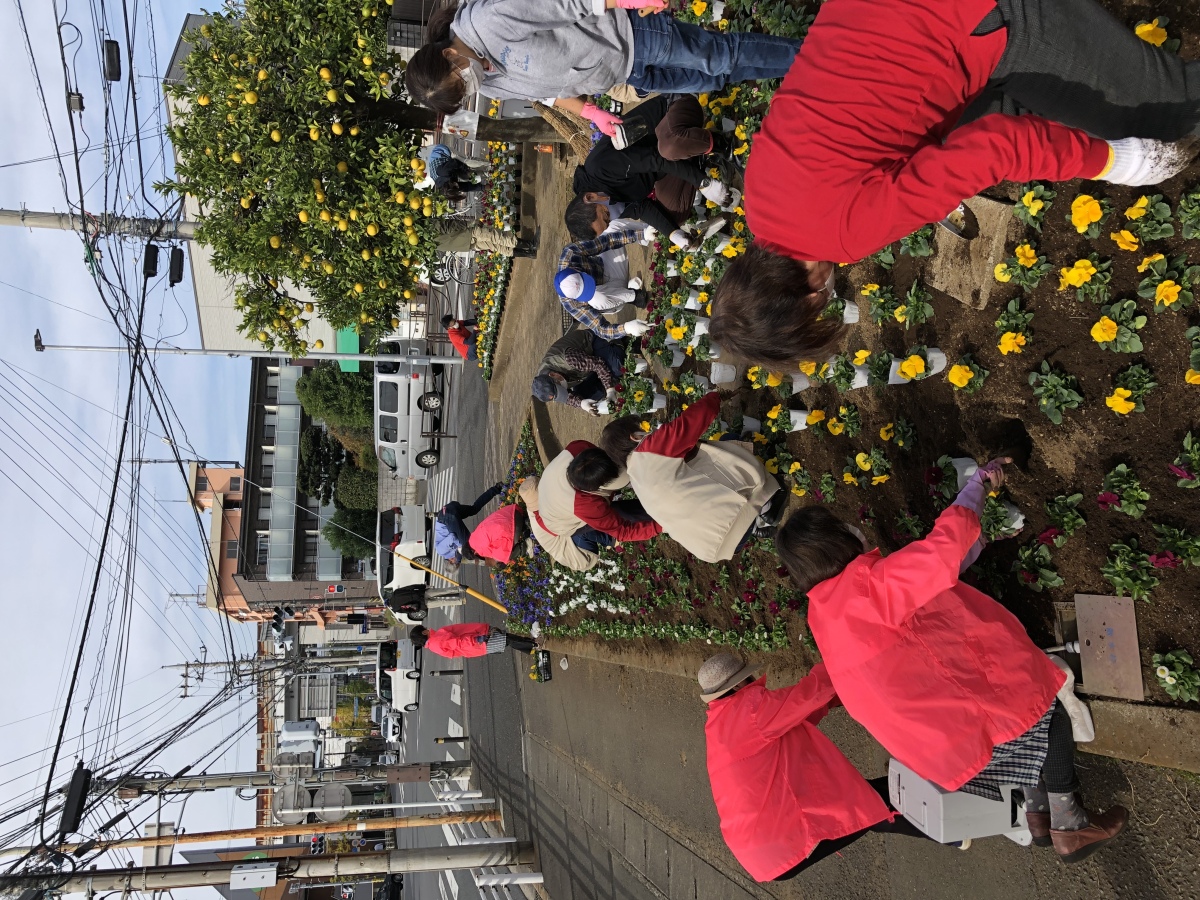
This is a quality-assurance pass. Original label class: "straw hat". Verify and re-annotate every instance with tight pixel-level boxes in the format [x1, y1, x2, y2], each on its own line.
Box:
[698, 653, 761, 702]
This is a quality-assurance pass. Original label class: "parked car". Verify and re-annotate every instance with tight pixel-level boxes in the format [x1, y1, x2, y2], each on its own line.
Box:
[374, 345, 444, 477]
[376, 639, 421, 712]
[376, 506, 431, 622]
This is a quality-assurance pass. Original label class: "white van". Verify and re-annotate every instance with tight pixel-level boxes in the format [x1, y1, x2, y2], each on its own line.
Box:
[374, 345, 445, 478]
[376, 639, 421, 713]
[376, 505, 430, 621]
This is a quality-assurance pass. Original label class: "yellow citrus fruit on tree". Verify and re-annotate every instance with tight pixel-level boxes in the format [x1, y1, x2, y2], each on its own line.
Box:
[197, 94, 211, 106]
[357, 37, 367, 48]
[270, 128, 282, 142]
[315, 191, 326, 203]
[240, 197, 251, 209]
[403, 289, 412, 299]
[391, 317, 400, 328]
[204, 146, 212, 156]
[332, 122, 344, 135]
[326, 89, 339, 102]
[366, 223, 378, 236]
[349, 125, 360, 136]
[319, 67, 332, 81]
[269, 235, 282, 249]
[337, 220, 349, 231]
[231, 151, 243, 163]
[361, 249, 372, 260]
[319, 210, 331, 222]
[378, 72, 390, 85]
[226, 113, 236, 124]
[323, 261, 335, 274]
[362, 56, 373, 67]
[378, 279, 388, 289]
[409, 157, 421, 169]
[394, 191, 406, 204]
[257, 69, 268, 81]
[349, 209, 358, 220]
[409, 197, 421, 209]
[298, 210, 309, 223]
[407, 234, 419, 246]
[243, 91, 258, 104]
[336, 161, 348, 173]
[373, 247, 381, 257]
[309, 126, 320, 140]
[304, 302, 314, 313]
[313, 339, 324, 349]
[258, 331, 269, 342]
[403, 215, 413, 227]
[303, 253, 312, 263]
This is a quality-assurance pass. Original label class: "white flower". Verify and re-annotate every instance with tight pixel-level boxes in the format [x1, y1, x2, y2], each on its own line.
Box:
[530, 622, 542, 638]
[1157, 665, 1171, 679]
[1166, 674, 1178, 685]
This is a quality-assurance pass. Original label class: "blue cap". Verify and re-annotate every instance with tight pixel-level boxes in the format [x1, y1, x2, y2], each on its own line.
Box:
[554, 269, 596, 305]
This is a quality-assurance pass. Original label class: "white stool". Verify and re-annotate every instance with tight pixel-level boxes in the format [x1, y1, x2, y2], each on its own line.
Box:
[888, 759, 1033, 846]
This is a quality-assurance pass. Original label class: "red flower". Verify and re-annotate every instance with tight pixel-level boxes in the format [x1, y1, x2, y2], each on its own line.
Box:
[1037, 527, 1062, 547]
[1149, 551, 1180, 569]
[768, 601, 781, 616]
[1019, 569, 1037, 584]
[1169, 463, 1194, 480]
[775, 565, 790, 577]
[924, 467, 944, 486]
[1096, 491, 1120, 510]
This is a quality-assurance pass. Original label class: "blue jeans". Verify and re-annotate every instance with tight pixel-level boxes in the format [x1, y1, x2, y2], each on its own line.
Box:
[571, 526, 616, 554]
[589, 334, 627, 382]
[627, 11, 800, 94]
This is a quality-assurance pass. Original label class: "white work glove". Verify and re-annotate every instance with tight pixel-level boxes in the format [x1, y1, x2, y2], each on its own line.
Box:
[580, 399, 601, 415]
[640, 225, 657, 245]
[669, 229, 696, 250]
[698, 178, 742, 211]
[1101, 137, 1195, 186]
[605, 387, 618, 402]
[623, 319, 650, 337]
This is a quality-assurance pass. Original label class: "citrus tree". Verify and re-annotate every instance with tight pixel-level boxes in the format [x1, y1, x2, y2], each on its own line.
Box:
[159, 0, 451, 354]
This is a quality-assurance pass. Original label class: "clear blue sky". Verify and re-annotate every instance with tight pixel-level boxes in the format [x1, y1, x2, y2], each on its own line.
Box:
[0, 0, 261, 864]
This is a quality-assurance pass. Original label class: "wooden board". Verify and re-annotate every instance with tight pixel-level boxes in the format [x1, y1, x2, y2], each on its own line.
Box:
[1074, 593, 1145, 701]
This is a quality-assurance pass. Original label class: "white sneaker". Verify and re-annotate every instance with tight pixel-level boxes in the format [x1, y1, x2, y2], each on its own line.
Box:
[627, 276, 643, 290]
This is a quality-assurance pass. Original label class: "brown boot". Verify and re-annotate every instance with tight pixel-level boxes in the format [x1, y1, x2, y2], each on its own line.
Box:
[1025, 811, 1052, 848]
[1050, 806, 1128, 864]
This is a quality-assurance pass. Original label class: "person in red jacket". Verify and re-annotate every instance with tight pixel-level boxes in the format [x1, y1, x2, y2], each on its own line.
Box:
[709, 0, 1199, 369]
[701, 653, 943, 882]
[441, 314, 478, 362]
[777, 459, 1127, 864]
[409, 624, 536, 659]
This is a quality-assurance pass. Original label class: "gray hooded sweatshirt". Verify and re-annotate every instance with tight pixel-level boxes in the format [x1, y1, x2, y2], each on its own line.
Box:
[452, 0, 636, 101]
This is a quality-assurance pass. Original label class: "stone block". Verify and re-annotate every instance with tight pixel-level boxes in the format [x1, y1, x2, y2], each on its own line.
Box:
[926, 194, 1020, 311]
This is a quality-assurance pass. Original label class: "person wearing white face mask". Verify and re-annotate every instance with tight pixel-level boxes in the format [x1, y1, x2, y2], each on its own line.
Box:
[402, 0, 801, 137]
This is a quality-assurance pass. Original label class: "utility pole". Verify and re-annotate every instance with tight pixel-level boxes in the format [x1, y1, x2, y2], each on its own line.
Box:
[34, 332, 464, 366]
[100, 762, 470, 797]
[0, 845, 535, 894]
[0, 208, 195, 240]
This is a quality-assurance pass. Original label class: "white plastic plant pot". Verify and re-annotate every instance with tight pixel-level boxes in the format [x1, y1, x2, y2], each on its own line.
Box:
[842, 300, 860, 324]
[694, 317, 710, 336]
[886, 348, 947, 385]
[710, 0, 726, 18]
[850, 365, 870, 389]
[688, 332, 702, 349]
[693, 374, 712, 391]
[634, 359, 649, 374]
[596, 400, 612, 416]
[707, 342, 722, 361]
[693, 275, 712, 287]
[721, 117, 737, 133]
[670, 349, 686, 367]
[741, 416, 762, 434]
[710, 361, 737, 383]
[951, 458, 979, 490]
[712, 236, 731, 254]
[792, 372, 811, 392]
[652, 393, 668, 411]
[787, 417, 809, 433]
[1000, 501, 1026, 536]
[664, 261, 679, 277]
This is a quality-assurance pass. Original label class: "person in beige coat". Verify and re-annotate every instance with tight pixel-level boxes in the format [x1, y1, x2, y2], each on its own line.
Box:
[518, 475, 598, 572]
[597, 392, 784, 563]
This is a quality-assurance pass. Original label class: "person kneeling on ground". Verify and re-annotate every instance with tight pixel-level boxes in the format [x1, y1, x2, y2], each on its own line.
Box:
[710, 0, 1199, 370]
[557, 226, 653, 327]
[777, 458, 1127, 864]
[441, 314, 478, 361]
[409, 623, 535, 659]
[597, 392, 785, 563]
[432, 218, 538, 262]
[433, 482, 503, 566]
[531, 329, 626, 415]
[701, 652, 945, 882]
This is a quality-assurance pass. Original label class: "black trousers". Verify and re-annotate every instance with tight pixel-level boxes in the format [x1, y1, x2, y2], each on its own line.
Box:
[774, 777, 935, 880]
[961, 0, 1200, 140]
[1040, 701, 1081, 794]
[503, 633, 537, 654]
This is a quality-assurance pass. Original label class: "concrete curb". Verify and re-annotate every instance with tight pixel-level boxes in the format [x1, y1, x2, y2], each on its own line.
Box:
[543, 637, 1200, 775]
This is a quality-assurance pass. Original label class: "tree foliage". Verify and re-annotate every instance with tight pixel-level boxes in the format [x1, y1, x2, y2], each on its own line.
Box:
[298, 425, 346, 505]
[160, 0, 453, 354]
[296, 363, 374, 430]
[336, 465, 379, 509]
[323, 506, 377, 561]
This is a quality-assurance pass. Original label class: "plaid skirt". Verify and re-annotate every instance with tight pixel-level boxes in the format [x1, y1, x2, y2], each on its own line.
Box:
[484, 630, 508, 655]
[958, 702, 1056, 801]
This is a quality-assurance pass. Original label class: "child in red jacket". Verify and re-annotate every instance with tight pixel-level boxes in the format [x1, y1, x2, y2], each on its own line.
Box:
[409, 624, 535, 659]
[777, 459, 1126, 864]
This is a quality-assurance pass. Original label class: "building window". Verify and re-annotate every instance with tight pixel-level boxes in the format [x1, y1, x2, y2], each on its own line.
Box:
[303, 534, 319, 564]
[196, 474, 209, 492]
[229, 476, 242, 493]
[225, 540, 239, 560]
[257, 534, 269, 565]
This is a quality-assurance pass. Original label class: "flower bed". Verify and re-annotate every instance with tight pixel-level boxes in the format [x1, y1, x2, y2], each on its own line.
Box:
[499, 4, 1200, 701]
[472, 141, 520, 378]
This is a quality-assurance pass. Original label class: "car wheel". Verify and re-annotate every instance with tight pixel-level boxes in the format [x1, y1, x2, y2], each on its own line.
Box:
[404, 702, 419, 712]
[431, 267, 450, 286]
[417, 391, 443, 411]
[416, 449, 440, 469]
[405, 670, 421, 680]
[412, 555, 431, 567]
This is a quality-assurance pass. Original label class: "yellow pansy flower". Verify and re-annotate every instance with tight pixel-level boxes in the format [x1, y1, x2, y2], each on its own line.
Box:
[871, 474, 890, 485]
[805, 409, 826, 425]
[994, 263, 1012, 283]
[1137, 253, 1165, 273]
[1014, 244, 1038, 268]
[765, 458, 779, 474]
[853, 349, 871, 365]
[799, 361, 817, 376]
[860, 283, 879, 295]
[734, 124, 747, 141]
[897, 354, 926, 380]
[792, 484, 807, 497]
[893, 305, 908, 323]
[1091, 316, 1119, 343]
[1060, 259, 1096, 288]
[1156, 280, 1181, 306]
[747, 365, 761, 379]
[789, 461, 802, 474]
[633, 390, 645, 402]
[855, 452, 872, 471]
[1136, 18, 1168, 46]
[1110, 230, 1139, 252]
[879, 423, 894, 440]
[947, 364, 975, 388]
[843, 472, 858, 485]
[668, 325, 686, 341]
[1070, 195, 1103, 233]
[1187, 369, 1200, 385]
[752, 432, 768, 444]
[697, 93, 709, 106]
[1021, 191, 1044, 216]
[767, 404, 782, 420]
[827, 419, 845, 435]
[639, 420, 651, 432]
[1125, 195, 1150, 219]
[998, 331, 1026, 355]
[691, 0, 707, 15]
[1105, 387, 1136, 415]
[766, 372, 784, 387]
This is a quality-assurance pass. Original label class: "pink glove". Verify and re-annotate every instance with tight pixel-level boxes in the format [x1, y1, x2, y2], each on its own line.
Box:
[580, 102, 623, 137]
[612, 0, 667, 7]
